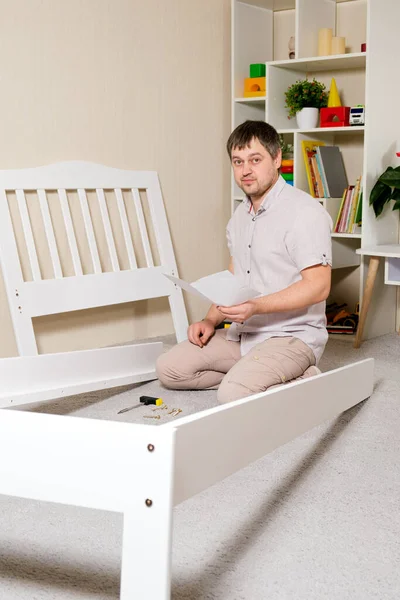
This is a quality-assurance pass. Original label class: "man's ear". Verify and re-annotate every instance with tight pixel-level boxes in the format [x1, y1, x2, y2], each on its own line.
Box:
[275, 148, 282, 170]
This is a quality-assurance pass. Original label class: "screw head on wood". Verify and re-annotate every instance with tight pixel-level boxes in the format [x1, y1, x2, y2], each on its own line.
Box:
[145, 498, 153, 507]
[147, 444, 155, 452]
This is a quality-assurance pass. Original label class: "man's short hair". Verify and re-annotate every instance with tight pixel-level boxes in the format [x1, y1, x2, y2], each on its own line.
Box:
[226, 120, 281, 160]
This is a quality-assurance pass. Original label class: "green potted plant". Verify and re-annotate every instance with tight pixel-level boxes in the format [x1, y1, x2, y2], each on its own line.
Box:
[279, 135, 293, 160]
[370, 166, 400, 217]
[284, 78, 328, 129]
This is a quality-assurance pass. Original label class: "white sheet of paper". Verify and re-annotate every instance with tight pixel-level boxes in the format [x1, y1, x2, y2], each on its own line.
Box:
[165, 271, 260, 306]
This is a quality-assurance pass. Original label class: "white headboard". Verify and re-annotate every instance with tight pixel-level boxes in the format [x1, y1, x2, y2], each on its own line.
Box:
[0, 161, 188, 355]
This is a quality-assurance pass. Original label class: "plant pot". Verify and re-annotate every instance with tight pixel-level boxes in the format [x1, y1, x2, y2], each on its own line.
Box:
[296, 107, 319, 129]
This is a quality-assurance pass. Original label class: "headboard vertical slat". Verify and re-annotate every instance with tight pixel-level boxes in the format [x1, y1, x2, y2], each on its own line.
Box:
[15, 190, 42, 281]
[77, 189, 102, 274]
[114, 188, 137, 269]
[131, 188, 154, 268]
[0, 189, 38, 355]
[96, 189, 120, 272]
[37, 190, 63, 279]
[58, 189, 83, 276]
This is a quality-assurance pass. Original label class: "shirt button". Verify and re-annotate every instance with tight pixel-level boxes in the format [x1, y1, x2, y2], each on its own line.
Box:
[248, 244, 251, 248]
[247, 270, 250, 274]
[252, 217, 256, 222]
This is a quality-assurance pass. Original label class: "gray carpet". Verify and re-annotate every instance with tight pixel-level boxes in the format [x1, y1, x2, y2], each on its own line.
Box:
[1, 333, 399, 599]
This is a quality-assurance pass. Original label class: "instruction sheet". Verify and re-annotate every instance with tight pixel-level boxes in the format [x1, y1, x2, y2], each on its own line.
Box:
[164, 270, 260, 306]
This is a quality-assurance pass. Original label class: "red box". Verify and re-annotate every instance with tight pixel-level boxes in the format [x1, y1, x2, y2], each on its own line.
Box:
[320, 106, 350, 128]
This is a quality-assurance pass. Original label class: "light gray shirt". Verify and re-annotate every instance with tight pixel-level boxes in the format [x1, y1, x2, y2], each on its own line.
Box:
[226, 175, 333, 363]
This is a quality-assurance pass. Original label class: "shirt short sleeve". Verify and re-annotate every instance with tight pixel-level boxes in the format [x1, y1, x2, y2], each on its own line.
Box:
[286, 205, 333, 271]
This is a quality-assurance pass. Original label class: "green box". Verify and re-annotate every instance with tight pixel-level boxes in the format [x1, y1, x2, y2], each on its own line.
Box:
[250, 63, 266, 78]
[281, 172, 294, 181]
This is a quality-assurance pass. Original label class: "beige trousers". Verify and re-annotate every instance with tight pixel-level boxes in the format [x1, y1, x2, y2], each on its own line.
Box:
[156, 329, 316, 404]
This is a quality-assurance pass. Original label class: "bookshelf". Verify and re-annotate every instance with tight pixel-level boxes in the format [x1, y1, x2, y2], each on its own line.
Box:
[231, 0, 400, 342]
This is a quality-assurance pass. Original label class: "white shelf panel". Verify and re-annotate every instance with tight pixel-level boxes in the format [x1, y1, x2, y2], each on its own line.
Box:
[328, 333, 356, 343]
[268, 52, 366, 73]
[234, 97, 266, 104]
[332, 233, 362, 239]
[356, 245, 400, 258]
[277, 126, 365, 135]
[243, 1, 295, 10]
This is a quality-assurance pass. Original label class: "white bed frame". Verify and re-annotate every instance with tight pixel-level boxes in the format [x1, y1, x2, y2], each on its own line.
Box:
[0, 358, 373, 598]
[0, 161, 188, 407]
[0, 161, 374, 598]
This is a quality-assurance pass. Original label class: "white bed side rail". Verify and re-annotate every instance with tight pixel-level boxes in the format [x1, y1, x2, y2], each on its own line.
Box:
[170, 358, 374, 505]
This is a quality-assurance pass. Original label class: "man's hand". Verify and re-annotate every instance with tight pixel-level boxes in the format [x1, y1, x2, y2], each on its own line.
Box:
[217, 300, 257, 323]
[187, 319, 216, 348]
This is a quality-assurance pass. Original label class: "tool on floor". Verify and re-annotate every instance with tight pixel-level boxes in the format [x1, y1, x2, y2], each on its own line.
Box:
[117, 396, 163, 414]
[143, 415, 160, 420]
[152, 404, 168, 411]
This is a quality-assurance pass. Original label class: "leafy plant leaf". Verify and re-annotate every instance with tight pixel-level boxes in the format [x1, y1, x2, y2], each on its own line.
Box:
[379, 168, 400, 188]
[392, 200, 400, 211]
[369, 179, 392, 217]
[390, 188, 400, 211]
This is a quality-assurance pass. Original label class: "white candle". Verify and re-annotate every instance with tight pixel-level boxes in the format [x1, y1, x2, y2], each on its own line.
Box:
[331, 36, 346, 55]
[318, 28, 332, 56]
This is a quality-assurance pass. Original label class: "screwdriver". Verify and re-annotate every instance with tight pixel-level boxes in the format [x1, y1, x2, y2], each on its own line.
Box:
[117, 395, 163, 414]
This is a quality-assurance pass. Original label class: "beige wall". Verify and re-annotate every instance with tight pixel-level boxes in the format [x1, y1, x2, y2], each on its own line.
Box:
[0, 0, 232, 357]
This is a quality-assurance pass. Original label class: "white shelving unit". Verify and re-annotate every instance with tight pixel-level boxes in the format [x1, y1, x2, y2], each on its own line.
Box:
[231, 0, 400, 341]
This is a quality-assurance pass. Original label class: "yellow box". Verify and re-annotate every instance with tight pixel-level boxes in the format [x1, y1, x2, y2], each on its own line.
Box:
[243, 76, 266, 97]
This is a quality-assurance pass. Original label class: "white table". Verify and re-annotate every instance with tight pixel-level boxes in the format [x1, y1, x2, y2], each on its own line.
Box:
[354, 245, 400, 348]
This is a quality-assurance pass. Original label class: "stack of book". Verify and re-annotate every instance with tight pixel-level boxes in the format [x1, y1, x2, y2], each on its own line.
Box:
[281, 159, 294, 186]
[301, 140, 362, 234]
[301, 141, 348, 199]
[334, 177, 363, 234]
[326, 302, 359, 335]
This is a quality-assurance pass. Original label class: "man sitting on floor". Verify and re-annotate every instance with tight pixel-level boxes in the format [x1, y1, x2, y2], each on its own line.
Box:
[157, 120, 332, 404]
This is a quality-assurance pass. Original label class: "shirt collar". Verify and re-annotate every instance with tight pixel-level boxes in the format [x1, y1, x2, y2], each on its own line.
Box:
[243, 175, 286, 214]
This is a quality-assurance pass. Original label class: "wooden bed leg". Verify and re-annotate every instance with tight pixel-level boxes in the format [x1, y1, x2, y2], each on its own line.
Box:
[120, 509, 173, 600]
[120, 432, 175, 600]
[354, 256, 381, 349]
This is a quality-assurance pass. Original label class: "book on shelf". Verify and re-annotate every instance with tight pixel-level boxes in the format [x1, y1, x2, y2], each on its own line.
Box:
[327, 325, 356, 335]
[301, 140, 325, 198]
[314, 151, 330, 197]
[317, 146, 348, 199]
[301, 142, 349, 200]
[334, 177, 363, 234]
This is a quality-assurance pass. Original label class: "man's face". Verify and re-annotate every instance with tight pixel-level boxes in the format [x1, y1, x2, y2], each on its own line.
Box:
[231, 137, 282, 202]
